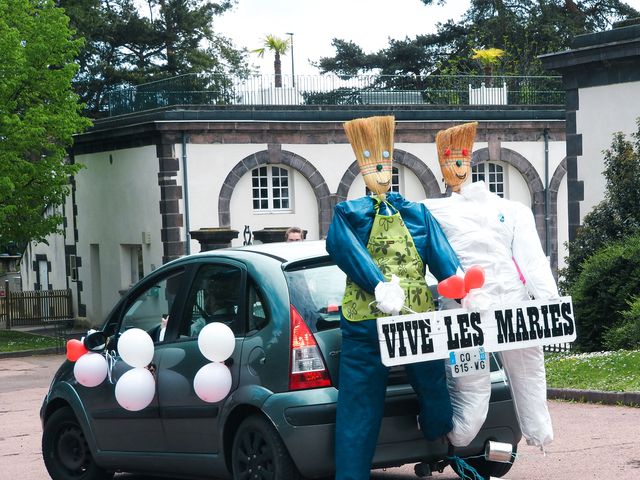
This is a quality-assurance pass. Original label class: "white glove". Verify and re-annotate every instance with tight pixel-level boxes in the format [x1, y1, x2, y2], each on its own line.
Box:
[374, 274, 405, 315]
[461, 288, 493, 312]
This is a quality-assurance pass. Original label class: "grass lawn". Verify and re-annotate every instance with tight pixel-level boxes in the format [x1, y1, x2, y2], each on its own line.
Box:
[545, 349, 640, 392]
[0, 329, 61, 353]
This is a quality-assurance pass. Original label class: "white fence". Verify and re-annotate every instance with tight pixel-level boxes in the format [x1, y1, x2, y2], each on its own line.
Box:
[469, 81, 508, 105]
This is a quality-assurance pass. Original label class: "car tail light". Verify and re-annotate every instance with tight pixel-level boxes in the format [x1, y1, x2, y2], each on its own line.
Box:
[289, 305, 332, 390]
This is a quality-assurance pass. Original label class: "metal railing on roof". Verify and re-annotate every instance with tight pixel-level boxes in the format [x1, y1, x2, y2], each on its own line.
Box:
[106, 73, 564, 116]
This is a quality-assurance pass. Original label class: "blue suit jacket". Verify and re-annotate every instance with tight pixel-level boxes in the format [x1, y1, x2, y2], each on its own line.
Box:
[326, 192, 460, 294]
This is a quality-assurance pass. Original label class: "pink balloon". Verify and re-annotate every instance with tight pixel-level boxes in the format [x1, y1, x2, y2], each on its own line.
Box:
[115, 368, 156, 411]
[73, 353, 108, 387]
[193, 362, 232, 403]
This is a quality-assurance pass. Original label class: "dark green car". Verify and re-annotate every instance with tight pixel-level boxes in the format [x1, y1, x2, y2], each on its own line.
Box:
[40, 240, 521, 480]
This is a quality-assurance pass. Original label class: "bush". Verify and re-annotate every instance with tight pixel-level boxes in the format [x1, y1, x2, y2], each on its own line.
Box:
[571, 232, 640, 352]
[603, 296, 640, 351]
[559, 122, 640, 293]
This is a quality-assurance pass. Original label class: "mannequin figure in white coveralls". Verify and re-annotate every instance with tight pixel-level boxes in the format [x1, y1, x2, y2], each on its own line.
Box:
[422, 122, 557, 449]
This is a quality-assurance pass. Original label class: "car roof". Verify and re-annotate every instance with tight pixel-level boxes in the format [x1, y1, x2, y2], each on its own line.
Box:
[237, 239, 329, 262]
[184, 240, 330, 265]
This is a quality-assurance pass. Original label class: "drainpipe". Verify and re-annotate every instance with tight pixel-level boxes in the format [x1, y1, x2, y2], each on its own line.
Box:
[182, 132, 191, 255]
[543, 128, 550, 257]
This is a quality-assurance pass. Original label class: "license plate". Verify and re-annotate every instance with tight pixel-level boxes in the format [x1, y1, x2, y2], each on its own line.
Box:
[448, 347, 489, 377]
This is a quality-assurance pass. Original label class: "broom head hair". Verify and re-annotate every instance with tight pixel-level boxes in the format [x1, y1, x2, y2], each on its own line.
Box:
[343, 115, 395, 168]
[435, 121, 478, 166]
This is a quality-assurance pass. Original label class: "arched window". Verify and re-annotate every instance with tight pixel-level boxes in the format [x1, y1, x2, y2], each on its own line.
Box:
[252, 166, 291, 211]
[472, 162, 505, 197]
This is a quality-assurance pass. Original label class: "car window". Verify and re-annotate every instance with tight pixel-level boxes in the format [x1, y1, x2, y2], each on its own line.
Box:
[248, 279, 268, 331]
[180, 264, 244, 338]
[285, 263, 345, 332]
[120, 269, 185, 341]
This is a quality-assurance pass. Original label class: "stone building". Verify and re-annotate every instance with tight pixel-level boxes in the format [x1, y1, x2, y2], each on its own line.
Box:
[43, 103, 566, 324]
[541, 19, 640, 240]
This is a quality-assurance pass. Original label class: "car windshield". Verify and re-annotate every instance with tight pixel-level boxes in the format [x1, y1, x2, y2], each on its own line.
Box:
[285, 263, 346, 332]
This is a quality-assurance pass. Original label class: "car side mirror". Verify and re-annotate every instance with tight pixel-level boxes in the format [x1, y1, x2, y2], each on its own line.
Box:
[83, 330, 107, 352]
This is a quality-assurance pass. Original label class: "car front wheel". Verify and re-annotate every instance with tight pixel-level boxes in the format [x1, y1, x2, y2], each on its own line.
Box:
[231, 414, 301, 480]
[42, 407, 112, 480]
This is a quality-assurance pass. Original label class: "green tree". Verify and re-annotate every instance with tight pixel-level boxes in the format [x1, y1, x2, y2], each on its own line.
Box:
[60, 0, 249, 116]
[253, 35, 290, 87]
[315, 1, 638, 77]
[0, 0, 91, 248]
[559, 120, 640, 292]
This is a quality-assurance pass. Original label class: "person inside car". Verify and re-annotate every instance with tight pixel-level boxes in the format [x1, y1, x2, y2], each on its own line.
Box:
[189, 272, 239, 337]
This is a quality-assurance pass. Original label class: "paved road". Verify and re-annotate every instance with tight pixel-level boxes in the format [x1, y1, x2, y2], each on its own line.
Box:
[2, 354, 640, 480]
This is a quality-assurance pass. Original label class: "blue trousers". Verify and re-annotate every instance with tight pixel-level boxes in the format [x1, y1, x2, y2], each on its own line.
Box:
[334, 316, 452, 480]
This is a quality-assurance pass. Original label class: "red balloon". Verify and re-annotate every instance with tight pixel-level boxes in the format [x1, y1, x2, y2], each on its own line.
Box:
[66, 339, 88, 362]
[464, 266, 485, 292]
[437, 275, 466, 299]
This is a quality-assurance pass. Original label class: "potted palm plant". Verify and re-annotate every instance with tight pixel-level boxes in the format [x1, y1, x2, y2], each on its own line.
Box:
[245, 34, 302, 105]
[253, 35, 290, 88]
[469, 48, 507, 105]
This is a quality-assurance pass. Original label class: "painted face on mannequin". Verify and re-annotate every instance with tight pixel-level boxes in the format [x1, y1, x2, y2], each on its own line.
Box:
[360, 148, 393, 195]
[440, 152, 471, 192]
[344, 116, 395, 197]
[436, 122, 478, 193]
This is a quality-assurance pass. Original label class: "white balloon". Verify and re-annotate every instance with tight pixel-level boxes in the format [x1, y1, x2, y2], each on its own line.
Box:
[118, 328, 154, 367]
[193, 362, 232, 403]
[197, 322, 235, 362]
[115, 367, 156, 411]
[73, 353, 108, 387]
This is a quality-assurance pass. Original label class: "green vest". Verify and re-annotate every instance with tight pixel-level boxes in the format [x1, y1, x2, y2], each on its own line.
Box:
[342, 198, 434, 321]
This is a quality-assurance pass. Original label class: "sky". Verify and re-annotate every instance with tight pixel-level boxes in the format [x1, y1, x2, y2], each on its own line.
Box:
[215, 0, 470, 76]
[215, 0, 640, 77]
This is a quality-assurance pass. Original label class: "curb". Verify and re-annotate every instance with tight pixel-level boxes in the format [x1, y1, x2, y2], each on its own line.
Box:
[547, 388, 640, 407]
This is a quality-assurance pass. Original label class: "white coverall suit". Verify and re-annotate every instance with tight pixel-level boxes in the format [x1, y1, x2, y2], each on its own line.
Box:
[422, 180, 558, 448]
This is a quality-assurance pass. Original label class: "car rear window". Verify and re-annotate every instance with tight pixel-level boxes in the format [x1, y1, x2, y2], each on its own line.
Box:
[285, 263, 346, 332]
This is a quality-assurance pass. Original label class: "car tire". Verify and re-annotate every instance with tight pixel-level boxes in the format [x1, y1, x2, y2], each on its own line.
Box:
[42, 407, 112, 480]
[231, 414, 302, 480]
[450, 443, 516, 480]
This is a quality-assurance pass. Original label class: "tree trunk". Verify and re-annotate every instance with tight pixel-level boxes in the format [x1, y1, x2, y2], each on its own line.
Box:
[484, 65, 493, 87]
[158, 0, 177, 75]
[274, 52, 282, 88]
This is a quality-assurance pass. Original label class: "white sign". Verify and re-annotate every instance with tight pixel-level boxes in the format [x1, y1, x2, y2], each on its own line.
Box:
[377, 297, 576, 367]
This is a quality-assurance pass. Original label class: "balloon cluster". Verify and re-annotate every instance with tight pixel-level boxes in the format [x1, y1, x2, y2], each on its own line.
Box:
[67, 331, 108, 389]
[114, 329, 155, 412]
[66, 322, 236, 410]
[193, 322, 235, 403]
[437, 265, 485, 299]
[66, 328, 156, 412]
